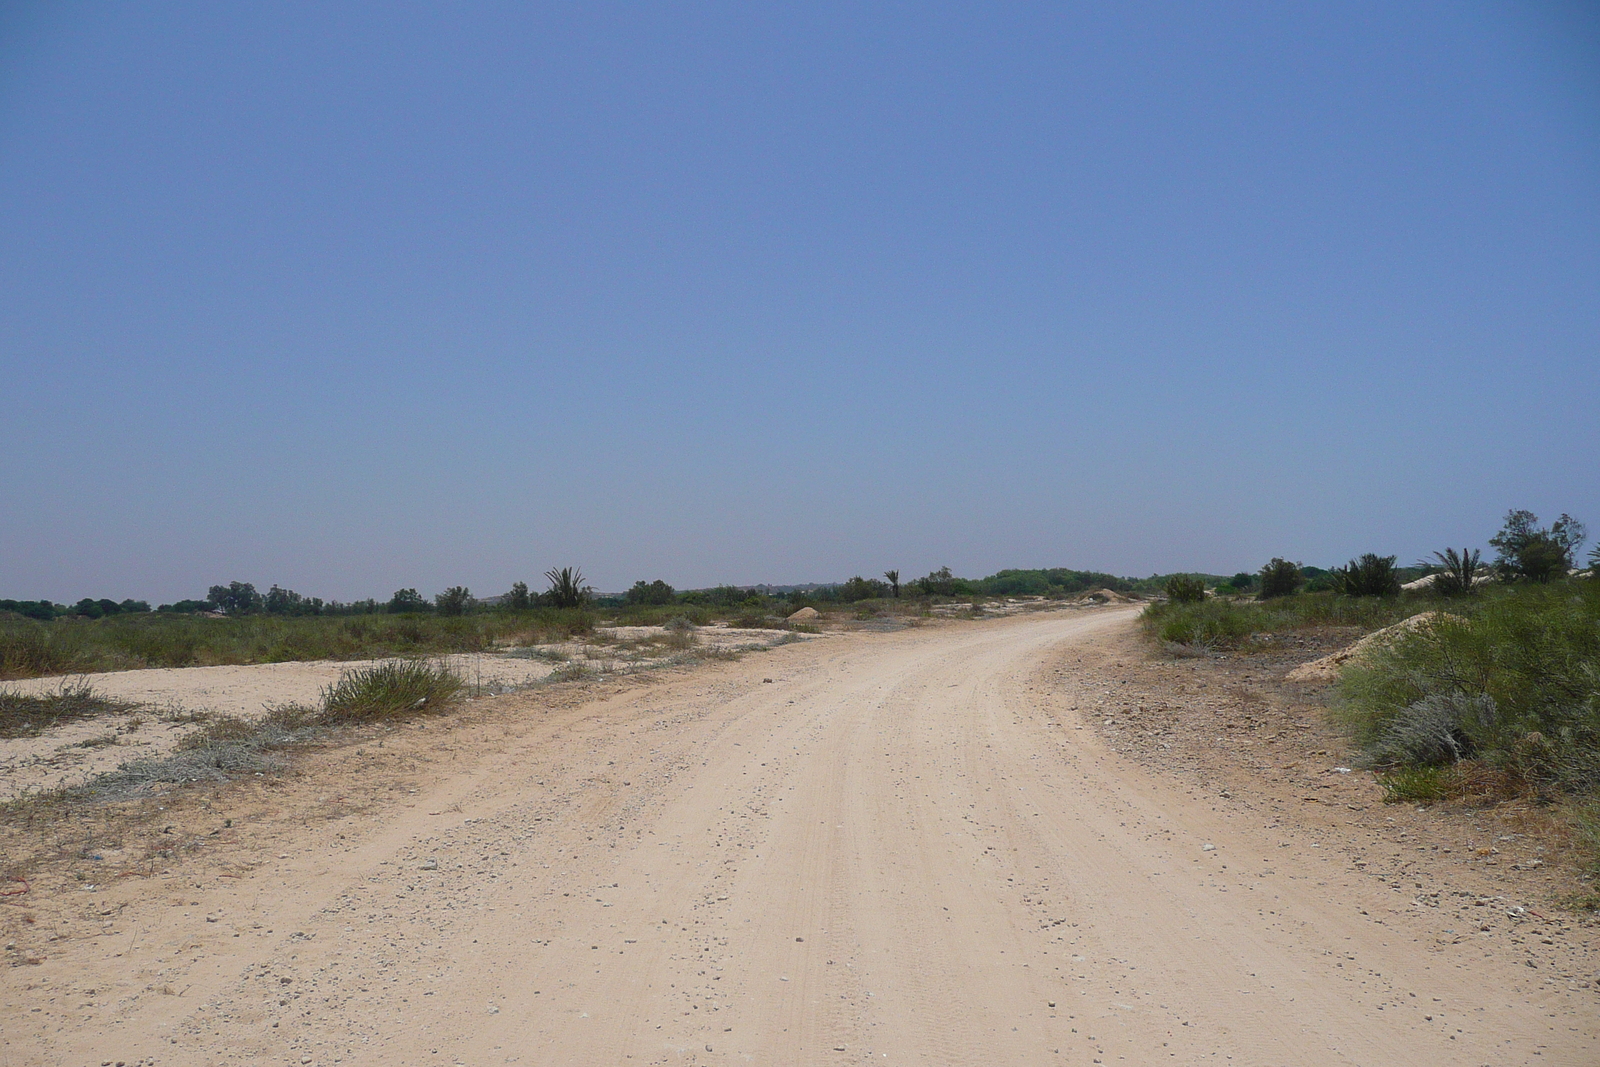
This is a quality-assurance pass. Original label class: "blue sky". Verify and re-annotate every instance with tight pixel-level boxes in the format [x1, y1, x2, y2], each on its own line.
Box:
[2, 2, 1597, 602]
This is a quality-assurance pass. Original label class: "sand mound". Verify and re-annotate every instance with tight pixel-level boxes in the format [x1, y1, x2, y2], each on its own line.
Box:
[1075, 588, 1134, 605]
[787, 606, 820, 621]
[1286, 611, 1463, 684]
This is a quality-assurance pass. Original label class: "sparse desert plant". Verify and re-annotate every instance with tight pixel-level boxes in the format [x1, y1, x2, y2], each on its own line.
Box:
[0, 682, 140, 739]
[1258, 558, 1303, 600]
[1163, 576, 1207, 604]
[1333, 553, 1401, 597]
[1428, 548, 1482, 598]
[318, 660, 463, 723]
[545, 567, 589, 610]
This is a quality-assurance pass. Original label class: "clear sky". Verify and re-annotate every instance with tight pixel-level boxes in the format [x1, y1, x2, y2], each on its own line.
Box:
[2, 2, 1597, 603]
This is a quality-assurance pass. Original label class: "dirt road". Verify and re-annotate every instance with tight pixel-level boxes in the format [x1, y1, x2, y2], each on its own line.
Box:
[7, 609, 1594, 1066]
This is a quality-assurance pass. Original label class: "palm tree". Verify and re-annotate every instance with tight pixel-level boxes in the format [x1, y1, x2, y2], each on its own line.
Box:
[545, 566, 588, 609]
[884, 570, 901, 598]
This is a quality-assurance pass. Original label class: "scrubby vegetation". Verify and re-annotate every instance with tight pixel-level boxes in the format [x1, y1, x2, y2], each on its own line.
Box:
[0, 608, 599, 679]
[1332, 553, 1401, 597]
[1140, 507, 1600, 889]
[1163, 575, 1206, 604]
[0, 683, 141, 739]
[1338, 581, 1600, 796]
[1142, 591, 1422, 648]
[318, 660, 465, 723]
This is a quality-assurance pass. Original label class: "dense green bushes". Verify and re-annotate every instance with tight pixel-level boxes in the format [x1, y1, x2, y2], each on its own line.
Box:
[1332, 553, 1401, 597]
[1338, 581, 1600, 795]
[1141, 591, 1429, 648]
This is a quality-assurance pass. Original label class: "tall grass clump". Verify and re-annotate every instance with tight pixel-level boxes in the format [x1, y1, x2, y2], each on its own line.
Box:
[1338, 581, 1600, 796]
[0, 620, 84, 678]
[319, 660, 464, 724]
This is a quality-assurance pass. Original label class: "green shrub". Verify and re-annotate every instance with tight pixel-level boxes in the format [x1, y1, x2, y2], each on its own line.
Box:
[1143, 592, 1430, 649]
[1338, 582, 1600, 793]
[435, 586, 474, 616]
[319, 660, 463, 724]
[625, 579, 676, 606]
[1258, 558, 1303, 599]
[1163, 576, 1207, 604]
[1333, 553, 1401, 597]
[840, 576, 890, 602]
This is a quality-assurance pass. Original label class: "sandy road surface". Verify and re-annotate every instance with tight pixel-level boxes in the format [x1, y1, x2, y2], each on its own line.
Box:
[7, 608, 1594, 1066]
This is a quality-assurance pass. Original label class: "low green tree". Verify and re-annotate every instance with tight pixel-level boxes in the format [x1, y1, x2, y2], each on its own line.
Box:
[435, 586, 474, 616]
[1489, 510, 1587, 582]
[625, 579, 675, 606]
[1258, 559, 1303, 600]
[387, 588, 430, 613]
[208, 581, 264, 615]
[840, 576, 889, 602]
[505, 581, 532, 611]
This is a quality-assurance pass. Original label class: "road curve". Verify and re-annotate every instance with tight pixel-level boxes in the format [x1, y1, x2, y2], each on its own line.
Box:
[31, 608, 1592, 1066]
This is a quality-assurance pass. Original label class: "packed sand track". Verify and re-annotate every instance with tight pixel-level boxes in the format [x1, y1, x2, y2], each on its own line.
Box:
[3, 609, 1595, 1066]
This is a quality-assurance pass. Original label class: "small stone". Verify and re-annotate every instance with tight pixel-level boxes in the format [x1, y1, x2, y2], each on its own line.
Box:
[420, 860, 438, 871]
[1201, 843, 1216, 852]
